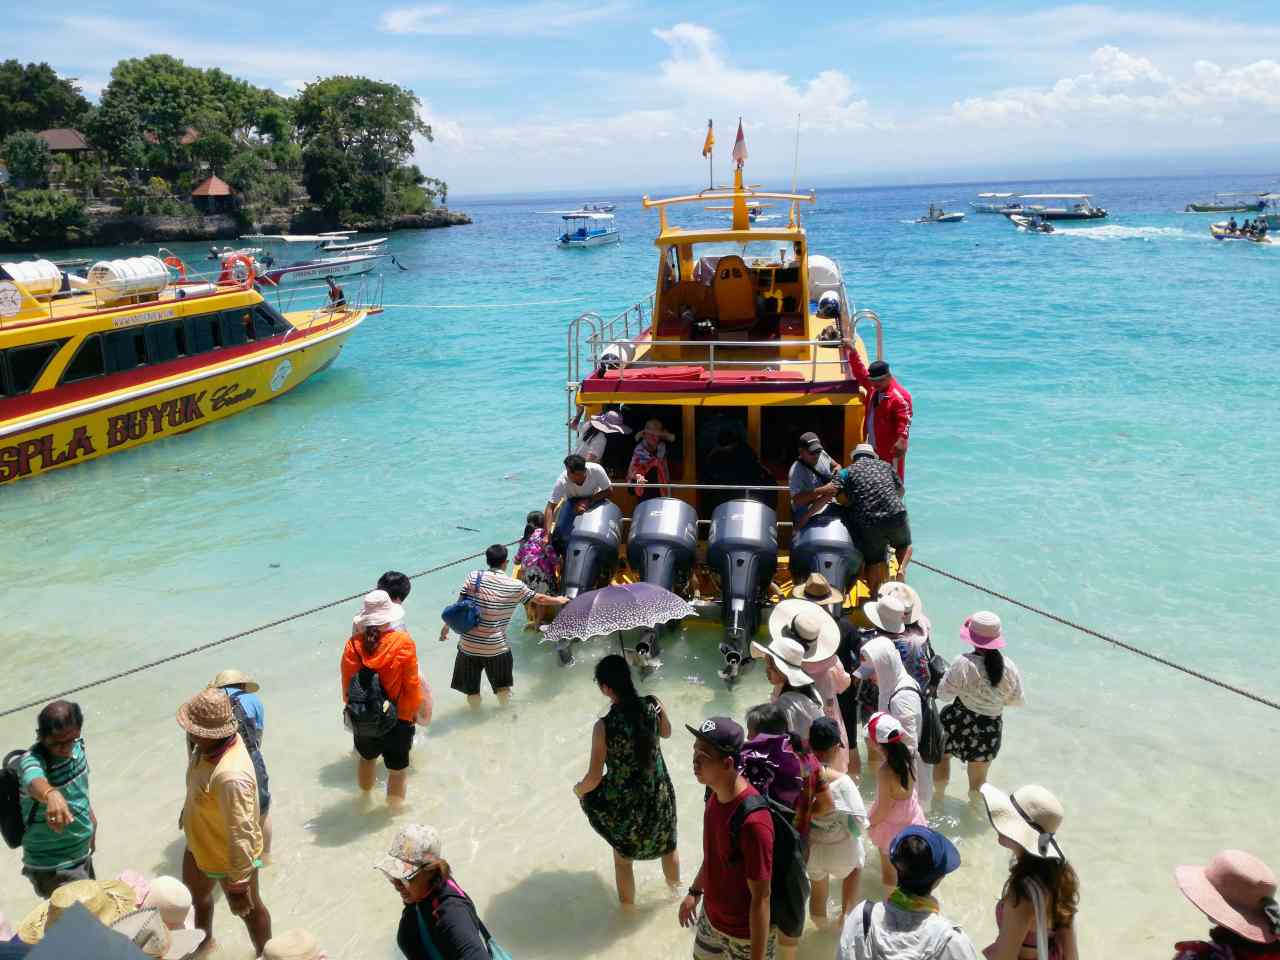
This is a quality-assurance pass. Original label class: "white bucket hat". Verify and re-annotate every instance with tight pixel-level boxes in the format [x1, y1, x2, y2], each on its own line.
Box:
[979, 783, 1065, 861]
[352, 589, 404, 632]
[263, 928, 328, 960]
[141, 876, 194, 930]
[110, 909, 206, 959]
[877, 582, 922, 625]
[768, 599, 839, 663]
[863, 594, 906, 634]
[749, 636, 815, 687]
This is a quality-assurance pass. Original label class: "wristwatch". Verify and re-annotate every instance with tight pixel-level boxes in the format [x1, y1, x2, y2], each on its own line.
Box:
[686, 887, 703, 899]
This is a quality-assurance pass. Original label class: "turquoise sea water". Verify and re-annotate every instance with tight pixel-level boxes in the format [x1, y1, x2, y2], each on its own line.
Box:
[2, 175, 1278, 958]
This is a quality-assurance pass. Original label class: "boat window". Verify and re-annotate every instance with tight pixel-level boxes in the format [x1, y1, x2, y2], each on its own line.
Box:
[146, 321, 186, 364]
[59, 335, 106, 384]
[185, 314, 221, 354]
[219, 309, 251, 346]
[761, 406, 846, 477]
[3, 339, 67, 395]
[104, 329, 148, 374]
[255, 303, 291, 335]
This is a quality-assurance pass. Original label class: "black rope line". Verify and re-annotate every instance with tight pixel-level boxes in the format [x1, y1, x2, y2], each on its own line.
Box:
[912, 559, 1280, 713]
[0, 542, 517, 720]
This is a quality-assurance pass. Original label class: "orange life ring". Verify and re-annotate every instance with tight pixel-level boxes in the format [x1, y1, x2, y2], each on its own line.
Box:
[162, 255, 187, 280]
[218, 253, 256, 288]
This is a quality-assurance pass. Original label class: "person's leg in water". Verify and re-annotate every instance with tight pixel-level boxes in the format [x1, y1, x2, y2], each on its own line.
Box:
[612, 849, 636, 906]
[182, 849, 217, 956]
[357, 757, 377, 790]
[230, 867, 272, 956]
[661, 847, 681, 890]
[777, 933, 799, 960]
[966, 759, 991, 793]
[387, 768, 408, 804]
[933, 753, 952, 800]
[810, 875, 830, 926]
[495, 688, 512, 706]
[841, 866, 861, 922]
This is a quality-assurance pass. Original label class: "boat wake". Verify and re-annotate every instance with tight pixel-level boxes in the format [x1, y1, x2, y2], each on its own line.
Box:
[1056, 225, 1199, 242]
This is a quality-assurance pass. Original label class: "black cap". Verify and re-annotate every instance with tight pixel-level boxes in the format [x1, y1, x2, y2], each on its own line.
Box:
[798, 431, 823, 453]
[868, 360, 891, 380]
[809, 716, 844, 751]
[686, 717, 745, 756]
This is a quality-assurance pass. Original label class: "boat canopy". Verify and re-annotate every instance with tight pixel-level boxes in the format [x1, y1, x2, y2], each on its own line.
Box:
[559, 212, 615, 221]
[240, 234, 352, 243]
[976, 192, 1015, 198]
[1019, 194, 1091, 200]
[1260, 193, 1280, 201]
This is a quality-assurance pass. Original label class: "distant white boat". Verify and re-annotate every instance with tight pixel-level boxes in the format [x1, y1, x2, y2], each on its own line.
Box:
[917, 202, 965, 223]
[1009, 214, 1054, 234]
[556, 212, 620, 247]
[1009, 194, 1107, 220]
[971, 192, 1022, 214]
[320, 237, 388, 252]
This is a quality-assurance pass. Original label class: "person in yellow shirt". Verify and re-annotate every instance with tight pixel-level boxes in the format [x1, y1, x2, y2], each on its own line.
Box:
[177, 688, 273, 956]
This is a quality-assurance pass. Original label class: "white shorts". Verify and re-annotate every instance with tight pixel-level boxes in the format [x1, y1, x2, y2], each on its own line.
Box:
[806, 835, 864, 881]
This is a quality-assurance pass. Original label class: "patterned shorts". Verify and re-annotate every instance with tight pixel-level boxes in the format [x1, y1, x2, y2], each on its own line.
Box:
[940, 698, 1003, 763]
[693, 910, 776, 960]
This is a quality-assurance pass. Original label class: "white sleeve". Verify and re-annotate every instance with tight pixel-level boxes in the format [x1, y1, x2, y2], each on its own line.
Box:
[549, 472, 568, 503]
[588, 463, 612, 494]
[941, 926, 981, 960]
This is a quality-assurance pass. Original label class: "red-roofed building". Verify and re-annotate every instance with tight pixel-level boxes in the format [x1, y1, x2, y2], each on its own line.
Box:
[191, 175, 235, 213]
[36, 128, 92, 157]
[143, 127, 201, 147]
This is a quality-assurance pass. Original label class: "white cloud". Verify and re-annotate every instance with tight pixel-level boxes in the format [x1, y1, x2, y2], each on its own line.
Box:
[944, 45, 1280, 129]
[379, 1, 630, 36]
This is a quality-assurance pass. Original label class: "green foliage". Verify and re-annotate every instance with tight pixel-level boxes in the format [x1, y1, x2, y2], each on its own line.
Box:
[0, 60, 90, 141]
[301, 142, 355, 217]
[192, 130, 235, 172]
[85, 98, 146, 169]
[262, 172, 293, 205]
[223, 150, 265, 193]
[2, 131, 51, 187]
[146, 176, 171, 200]
[2, 189, 86, 246]
[294, 76, 431, 165]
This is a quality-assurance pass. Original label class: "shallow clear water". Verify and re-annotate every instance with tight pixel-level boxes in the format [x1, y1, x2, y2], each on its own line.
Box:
[2, 175, 1278, 958]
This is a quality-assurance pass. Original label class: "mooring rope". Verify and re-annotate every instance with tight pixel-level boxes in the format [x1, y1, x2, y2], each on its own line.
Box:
[912, 560, 1280, 712]
[0, 542, 517, 720]
[378, 296, 586, 310]
[4, 551, 1276, 719]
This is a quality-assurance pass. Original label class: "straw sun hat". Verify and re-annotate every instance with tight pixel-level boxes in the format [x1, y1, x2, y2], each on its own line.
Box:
[791, 572, 838, 603]
[1176, 850, 1280, 944]
[768, 599, 839, 662]
[877, 581, 923, 625]
[862, 594, 907, 634]
[17, 878, 136, 943]
[263, 928, 328, 960]
[980, 783, 1065, 861]
[111, 908, 206, 959]
[961, 611, 1005, 650]
[749, 635, 815, 688]
[209, 669, 259, 693]
[175, 688, 237, 740]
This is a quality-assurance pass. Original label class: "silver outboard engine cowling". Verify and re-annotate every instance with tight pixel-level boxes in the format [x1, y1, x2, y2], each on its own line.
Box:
[627, 497, 698, 593]
[708, 499, 778, 677]
[560, 501, 624, 599]
[790, 515, 862, 600]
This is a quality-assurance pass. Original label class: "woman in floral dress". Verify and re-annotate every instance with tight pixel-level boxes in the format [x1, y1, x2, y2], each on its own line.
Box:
[515, 511, 559, 629]
[573, 654, 679, 905]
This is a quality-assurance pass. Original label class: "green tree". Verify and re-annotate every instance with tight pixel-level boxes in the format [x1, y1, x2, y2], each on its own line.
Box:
[0, 61, 90, 141]
[2, 189, 87, 246]
[223, 150, 265, 193]
[294, 76, 431, 170]
[192, 130, 235, 172]
[301, 142, 355, 217]
[2, 131, 52, 187]
[84, 98, 147, 170]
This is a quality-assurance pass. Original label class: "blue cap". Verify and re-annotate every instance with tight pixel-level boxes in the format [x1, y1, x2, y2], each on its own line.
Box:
[889, 826, 961, 877]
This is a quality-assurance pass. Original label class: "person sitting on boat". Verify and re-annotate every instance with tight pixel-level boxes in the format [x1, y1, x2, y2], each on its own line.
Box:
[1228, 217, 1239, 234]
[326, 278, 346, 310]
[628, 418, 674, 500]
[843, 353, 914, 483]
[575, 408, 631, 464]
[545, 454, 613, 554]
[790, 431, 841, 530]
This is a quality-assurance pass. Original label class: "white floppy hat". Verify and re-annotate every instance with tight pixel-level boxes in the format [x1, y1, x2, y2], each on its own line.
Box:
[142, 876, 194, 930]
[863, 595, 907, 634]
[110, 909, 206, 959]
[877, 582, 922, 625]
[749, 636, 815, 688]
[979, 783, 1065, 861]
[352, 589, 405, 632]
[263, 928, 328, 960]
[768, 599, 839, 663]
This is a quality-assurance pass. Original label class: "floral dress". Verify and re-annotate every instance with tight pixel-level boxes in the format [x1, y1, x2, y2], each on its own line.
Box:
[514, 530, 558, 595]
[580, 697, 678, 860]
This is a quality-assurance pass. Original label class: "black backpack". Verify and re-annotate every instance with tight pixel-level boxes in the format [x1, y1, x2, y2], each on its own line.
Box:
[344, 668, 399, 738]
[892, 685, 945, 765]
[728, 793, 811, 939]
[1, 748, 36, 849]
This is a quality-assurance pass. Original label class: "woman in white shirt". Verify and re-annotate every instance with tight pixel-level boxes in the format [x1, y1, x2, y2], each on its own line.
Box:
[934, 611, 1025, 797]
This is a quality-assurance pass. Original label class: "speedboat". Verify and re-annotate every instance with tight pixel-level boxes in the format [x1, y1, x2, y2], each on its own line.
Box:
[556, 212, 620, 247]
[1011, 194, 1107, 220]
[1185, 193, 1265, 213]
[578, 202, 616, 212]
[971, 193, 1022, 214]
[228, 234, 390, 285]
[917, 202, 965, 223]
[1009, 214, 1054, 234]
[320, 237, 388, 252]
[0, 253, 378, 485]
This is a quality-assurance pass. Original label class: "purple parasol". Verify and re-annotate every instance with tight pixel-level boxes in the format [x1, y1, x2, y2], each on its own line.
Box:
[543, 583, 694, 644]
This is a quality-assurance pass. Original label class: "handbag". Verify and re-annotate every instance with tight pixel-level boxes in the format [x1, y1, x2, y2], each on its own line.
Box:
[441, 572, 483, 634]
[924, 638, 949, 691]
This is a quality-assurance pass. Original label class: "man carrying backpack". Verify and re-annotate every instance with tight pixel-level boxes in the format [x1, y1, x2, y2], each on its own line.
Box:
[6, 701, 97, 897]
[679, 717, 775, 960]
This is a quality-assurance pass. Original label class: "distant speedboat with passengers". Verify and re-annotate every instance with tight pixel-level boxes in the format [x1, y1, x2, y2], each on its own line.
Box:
[1010, 194, 1107, 220]
[1185, 193, 1265, 213]
[971, 192, 1022, 214]
[917, 202, 965, 223]
[1009, 214, 1054, 234]
[556, 212, 620, 247]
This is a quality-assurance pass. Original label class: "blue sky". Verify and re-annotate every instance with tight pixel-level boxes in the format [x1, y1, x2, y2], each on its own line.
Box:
[13, 2, 1280, 194]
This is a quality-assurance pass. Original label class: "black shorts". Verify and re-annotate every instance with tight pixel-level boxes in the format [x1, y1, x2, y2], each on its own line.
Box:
[353, 719, 415, 771]
[451, 649, 514, 695]
[858, 512, 912, 565]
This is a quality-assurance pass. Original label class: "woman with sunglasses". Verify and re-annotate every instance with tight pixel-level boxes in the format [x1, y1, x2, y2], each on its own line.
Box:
[376, 824, 495, 960]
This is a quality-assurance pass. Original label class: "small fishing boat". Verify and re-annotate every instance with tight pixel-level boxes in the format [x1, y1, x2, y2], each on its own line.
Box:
[578, 202, 616, 212]
[971, 192, 1022, 214]
[1011, 194, 1107, 220]
[319, 237, 388, 252]
[557, 212, 620, 247]
[0, 253, 379, 485]
[1185, 193, 1265, 213]
[917, 202, 965, 223]
[1009, 214, 1054, 234]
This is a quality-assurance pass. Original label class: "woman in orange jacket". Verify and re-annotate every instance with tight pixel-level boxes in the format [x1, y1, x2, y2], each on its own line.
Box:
[341, 590, 424, 804]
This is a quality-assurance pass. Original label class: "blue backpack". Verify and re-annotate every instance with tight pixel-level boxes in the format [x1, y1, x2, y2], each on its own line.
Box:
[441, 572, 483, 634]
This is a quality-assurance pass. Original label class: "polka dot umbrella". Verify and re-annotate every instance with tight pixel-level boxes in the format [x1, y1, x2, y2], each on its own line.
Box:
[543, 582, 695, 645]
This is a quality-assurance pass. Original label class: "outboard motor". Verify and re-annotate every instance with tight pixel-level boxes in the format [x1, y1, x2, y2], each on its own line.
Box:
[708, 499, 778, 680]
[790, 517, 863, 603]
[560, 501, 623, 600]
[627, 498, 698, 593]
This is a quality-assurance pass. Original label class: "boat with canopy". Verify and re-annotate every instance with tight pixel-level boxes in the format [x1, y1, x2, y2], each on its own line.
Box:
[1009, 194, 1107, 220]
[1185, 192, 1265, 213]
[556, 212, 620, 247]
[971, 192, 1022, 214]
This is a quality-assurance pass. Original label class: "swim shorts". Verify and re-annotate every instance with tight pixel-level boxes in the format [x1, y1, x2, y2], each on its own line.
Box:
[353, 719, 415, 771]
[451, 649, 514, 696]
[692, 909, 776, 960]
[857, 512, 911, 565]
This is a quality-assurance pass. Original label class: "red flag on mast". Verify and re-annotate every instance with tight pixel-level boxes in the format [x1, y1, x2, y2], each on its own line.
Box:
[701, 119, 714, 158]
[731, 118, 748, 168]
